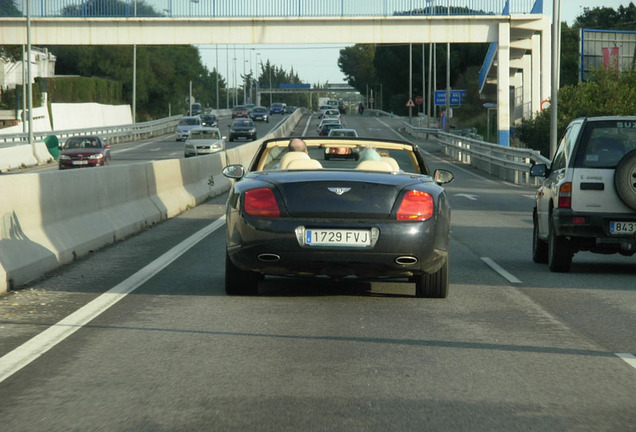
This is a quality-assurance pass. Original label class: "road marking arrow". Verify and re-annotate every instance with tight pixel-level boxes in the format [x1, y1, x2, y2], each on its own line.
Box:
[454, 193, 478, 201]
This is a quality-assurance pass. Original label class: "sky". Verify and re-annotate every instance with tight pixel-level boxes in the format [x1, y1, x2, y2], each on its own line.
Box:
[197, 1, 633, 87]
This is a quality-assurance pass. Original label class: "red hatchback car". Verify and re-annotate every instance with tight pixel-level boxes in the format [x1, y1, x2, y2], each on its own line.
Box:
[231, 105, 249, 119]
[58, 135, 111, 170]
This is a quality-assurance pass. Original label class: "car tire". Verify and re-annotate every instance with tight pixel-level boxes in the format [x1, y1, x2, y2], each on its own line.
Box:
[532, 210, 548, 264]
[415, 257, 449, 298]
[229, 136, 234, 142]
[225, 252, 259, 295]
[548, 219, 572, 272]
[614, 149, 636, 210]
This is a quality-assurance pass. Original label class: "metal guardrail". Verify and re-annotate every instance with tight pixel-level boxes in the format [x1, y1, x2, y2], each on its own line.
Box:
[0, 116, 183, 148]
[10, 0, 540, 18]
[401, 121, 550, 187]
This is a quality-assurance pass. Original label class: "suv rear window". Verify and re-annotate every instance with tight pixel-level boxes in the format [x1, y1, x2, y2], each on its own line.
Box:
[574, 120, 636, 168]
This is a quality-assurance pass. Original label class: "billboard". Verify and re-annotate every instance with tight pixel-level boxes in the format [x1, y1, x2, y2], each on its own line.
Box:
[580, 29, 636, 82]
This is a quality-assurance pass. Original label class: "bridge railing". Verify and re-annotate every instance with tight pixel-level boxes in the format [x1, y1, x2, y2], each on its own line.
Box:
[0, 115, 182, 148]
[11, 0, 540, 18]
[401, 120, 550, 187]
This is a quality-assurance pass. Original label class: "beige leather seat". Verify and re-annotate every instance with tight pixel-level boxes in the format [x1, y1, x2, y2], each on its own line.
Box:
[381, 157, 400, 171]
[279, 152, 310, 169]
[286, 159, 323, 170]
[356, 160, 394, 172]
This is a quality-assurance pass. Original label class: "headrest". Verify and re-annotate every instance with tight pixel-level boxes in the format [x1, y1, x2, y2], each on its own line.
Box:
[356, 160, 394, 172]
[381, 157, 400, 171]
[279, 151, 310, 169]
[286, 159, 323, 170]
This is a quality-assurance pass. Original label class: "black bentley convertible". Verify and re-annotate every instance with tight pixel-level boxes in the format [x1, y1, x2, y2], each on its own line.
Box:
[222, 137, 454, 298]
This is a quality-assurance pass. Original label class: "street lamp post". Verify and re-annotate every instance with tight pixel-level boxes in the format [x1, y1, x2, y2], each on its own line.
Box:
[26, 0, 34, 153]
[256, 53, 261, 105]
[550, 0, 561, 158]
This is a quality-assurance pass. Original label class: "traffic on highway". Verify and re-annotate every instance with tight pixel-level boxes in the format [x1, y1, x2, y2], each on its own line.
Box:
[0, 111, 634, 431]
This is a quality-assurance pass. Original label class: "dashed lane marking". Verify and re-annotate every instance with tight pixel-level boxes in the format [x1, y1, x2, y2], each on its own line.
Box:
[481, 257, 522, 284]
[616, 353, 636, 370]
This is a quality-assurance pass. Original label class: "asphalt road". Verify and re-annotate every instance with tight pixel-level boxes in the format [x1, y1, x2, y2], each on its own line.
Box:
[0, 112, 635, 431]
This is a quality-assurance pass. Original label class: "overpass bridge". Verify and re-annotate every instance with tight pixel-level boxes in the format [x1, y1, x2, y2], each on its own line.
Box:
[1, 0, 550, 145]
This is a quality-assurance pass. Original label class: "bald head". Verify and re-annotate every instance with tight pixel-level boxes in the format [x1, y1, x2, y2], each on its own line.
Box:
[288, 138, 308, 153]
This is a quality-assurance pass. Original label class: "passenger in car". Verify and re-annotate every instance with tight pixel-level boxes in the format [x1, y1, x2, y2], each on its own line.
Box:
[358, 148, 382, 162]
[287, 138, 308, 153]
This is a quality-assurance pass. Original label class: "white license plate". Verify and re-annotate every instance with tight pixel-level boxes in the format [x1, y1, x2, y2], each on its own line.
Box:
[305, 229, 371, 247]
[609, 221, 636, 234]
[72, 160, 88, 165]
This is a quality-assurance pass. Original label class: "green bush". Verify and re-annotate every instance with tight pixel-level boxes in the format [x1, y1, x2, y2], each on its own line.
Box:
[516, 69, 636, 155]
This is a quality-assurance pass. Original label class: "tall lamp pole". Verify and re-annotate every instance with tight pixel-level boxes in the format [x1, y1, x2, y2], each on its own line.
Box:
[26, 0, 33, 152]
[550, 0, 561, 158]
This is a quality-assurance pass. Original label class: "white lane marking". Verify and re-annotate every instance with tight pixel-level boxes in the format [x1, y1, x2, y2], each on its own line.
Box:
[302, 114, 314, 136]
[111, 138, 167, 154]
[524, 194, 536, 199]
[481, 257, 522, 284]
[455, 193, 479, 201]
[616, 353, 636, 370]
[0, 217, 226, 384]
[149, 148, 161, 152]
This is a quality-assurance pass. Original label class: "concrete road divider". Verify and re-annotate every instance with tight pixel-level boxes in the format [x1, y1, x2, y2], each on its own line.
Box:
[0, 108, 305, 294]
[0, 142, 54, 172]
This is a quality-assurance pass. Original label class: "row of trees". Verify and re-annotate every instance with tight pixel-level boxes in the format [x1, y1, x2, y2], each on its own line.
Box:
[337, 43, 488, 119]
[337, 4, 636, 153]
[516, 3, 636, 156]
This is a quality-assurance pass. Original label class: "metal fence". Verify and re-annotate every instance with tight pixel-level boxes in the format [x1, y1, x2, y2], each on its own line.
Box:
[0, 115, 182, 148]
[401, 121, 550, 187]
[12, 0, 540, 18]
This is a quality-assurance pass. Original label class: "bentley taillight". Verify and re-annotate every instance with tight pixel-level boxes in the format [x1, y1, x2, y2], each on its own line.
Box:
[397, 190, 434, 221]
[244, 188, 280, 217]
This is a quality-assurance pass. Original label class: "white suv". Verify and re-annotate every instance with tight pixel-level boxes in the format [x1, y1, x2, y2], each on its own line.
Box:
[530, 116, 636, 272]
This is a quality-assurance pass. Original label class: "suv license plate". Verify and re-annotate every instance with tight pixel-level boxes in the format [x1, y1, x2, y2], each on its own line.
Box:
[305, 229, 371, 247]
[609, 221, 636, 235]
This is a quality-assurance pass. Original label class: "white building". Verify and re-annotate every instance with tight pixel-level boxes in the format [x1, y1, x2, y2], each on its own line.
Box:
[0, 46, 56, 89]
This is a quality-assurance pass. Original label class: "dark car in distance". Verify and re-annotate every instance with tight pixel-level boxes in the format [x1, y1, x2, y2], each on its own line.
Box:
[269, 102, 285, 115]
[250, 106, 270, 122]
[228, 119, 257, 142]
[58, 135, 111, 170]
[222, 137, 454, 297]
[200, 113, 218, 127]
[318, 122, 344, 136]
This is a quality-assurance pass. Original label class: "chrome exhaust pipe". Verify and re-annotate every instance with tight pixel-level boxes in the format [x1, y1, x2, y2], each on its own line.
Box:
[395, 256, 418, 265]
[258, 253, 281, 262]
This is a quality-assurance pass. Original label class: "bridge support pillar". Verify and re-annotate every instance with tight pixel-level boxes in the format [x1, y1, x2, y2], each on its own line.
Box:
[497, 21, 511, 146]
[531, 33, 541, 115]
[541, 24, 552, 108]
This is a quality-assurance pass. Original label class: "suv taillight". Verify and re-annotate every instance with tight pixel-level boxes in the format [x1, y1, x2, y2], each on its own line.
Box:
[397, 190, 434, 221]
[558, 182, 572, 208]
[244, 188, 280, 217]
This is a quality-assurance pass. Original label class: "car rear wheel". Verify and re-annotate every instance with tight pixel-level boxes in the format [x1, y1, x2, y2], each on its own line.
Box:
[548, 219, 572, 272]
[415, 257, 449, 298]
[614, 149, 636, 210]
[532, 211, 548, 263]
[225, 252, 259, 295]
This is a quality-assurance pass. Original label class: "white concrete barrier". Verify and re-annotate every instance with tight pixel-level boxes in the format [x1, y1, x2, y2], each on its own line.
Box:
[0, 142, 53, 172]
[0, 109, 304, 293]
[50, 103, 133, 130]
